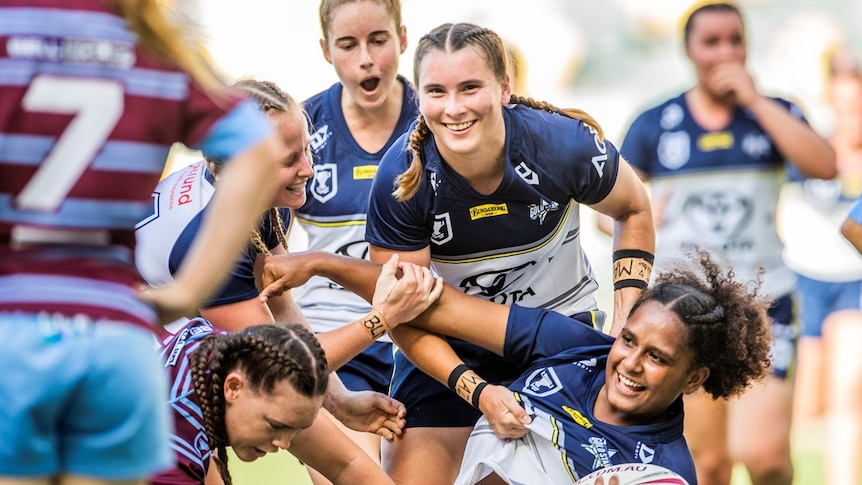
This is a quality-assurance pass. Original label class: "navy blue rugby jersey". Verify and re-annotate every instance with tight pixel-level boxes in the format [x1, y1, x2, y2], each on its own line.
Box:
[621, 92, 803, 297]
[366, 104, 620, 315]
[135, 161, 290, 308]
[295, 77, 417, 335]
[504, 305, 697, 483]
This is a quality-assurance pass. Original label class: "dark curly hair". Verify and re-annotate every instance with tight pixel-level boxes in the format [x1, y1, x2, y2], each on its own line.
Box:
[628, 248, 772, 399]
[190, 324, 329, 484]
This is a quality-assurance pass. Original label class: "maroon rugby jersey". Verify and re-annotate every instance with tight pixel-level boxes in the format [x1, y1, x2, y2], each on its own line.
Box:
[0, 0, 262, 328]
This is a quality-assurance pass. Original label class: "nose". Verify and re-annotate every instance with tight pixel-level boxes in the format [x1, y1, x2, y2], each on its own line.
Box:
[272, 430, 299, 451]
[298, 152, 314, 178]
[358, 44, 373, 69]
[620, 349, 643, 374]
[444, 93, 465, 118]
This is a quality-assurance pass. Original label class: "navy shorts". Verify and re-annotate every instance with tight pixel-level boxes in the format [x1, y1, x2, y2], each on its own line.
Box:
[768, 294, 797, 379]
[337, 341, 394, 394]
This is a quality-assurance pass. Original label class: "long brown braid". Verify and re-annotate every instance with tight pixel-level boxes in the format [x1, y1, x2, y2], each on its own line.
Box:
[393, 22, 605, 202]
[189, 324, 329, 485]
[206, 78, 302, 255]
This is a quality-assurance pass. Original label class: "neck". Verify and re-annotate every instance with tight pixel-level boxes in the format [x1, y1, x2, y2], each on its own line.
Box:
[686, 87, 735, 131]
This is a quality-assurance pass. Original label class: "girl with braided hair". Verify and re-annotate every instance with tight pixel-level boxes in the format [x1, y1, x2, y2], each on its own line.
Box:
[153, 322, 328, 485]
[137, 78, 442, 484]
[258, 246, 773, 484]
[363, 21, 655, 482]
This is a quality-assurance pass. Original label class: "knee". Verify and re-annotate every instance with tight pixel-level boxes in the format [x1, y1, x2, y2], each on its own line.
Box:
[692, 451, 733, 485]
[744, 453, 793, 485]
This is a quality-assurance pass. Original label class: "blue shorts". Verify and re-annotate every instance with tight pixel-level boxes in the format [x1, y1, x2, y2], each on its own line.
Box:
[0, 313, 172, 480]
[795, 274, 862, 337]
[768, 294, 797, 380]
[336, 341, 393, 394]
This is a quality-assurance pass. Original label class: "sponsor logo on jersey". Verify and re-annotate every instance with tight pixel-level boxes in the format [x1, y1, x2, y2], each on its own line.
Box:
[459, 261, 537, 303]
[515, 161, 539, 185]
[312, 163, 337, 203]
[658, 131, 690, 170]
[741, 133, 771, 158]
[529, 199, 559, 225]
[469, 203, 509, 220]
[310, 124, 331, 152]
[522, 367, 562, 397]
[329, 240, 370, 289]
[562, 405, 593, 429]
[353, 165, 377, 180]
[660, 103, 684, 130]
[582, 436, 618, 470]
[636, 442, 656, 464]
[589, 126, 608, 177]
[8, 36, 135, 67]
[431, 212, 453, 245]
[169, 162, 201, 208]
[697, 131, 734, 152]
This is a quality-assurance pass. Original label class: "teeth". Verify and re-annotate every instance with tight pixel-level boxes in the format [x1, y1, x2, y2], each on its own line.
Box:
[446, 121, 473, 131]
[619, 374, 643, 389]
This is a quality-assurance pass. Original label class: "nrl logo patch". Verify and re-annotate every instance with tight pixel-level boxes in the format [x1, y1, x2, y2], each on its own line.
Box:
[431, 212, 453, 245]
[312, 163, 337, 203]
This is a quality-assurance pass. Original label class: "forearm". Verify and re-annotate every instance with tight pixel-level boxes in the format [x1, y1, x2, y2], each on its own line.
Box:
[747, 96, 836, 179]
[299, 251, 382, 302]
[317, 309, 389, 371]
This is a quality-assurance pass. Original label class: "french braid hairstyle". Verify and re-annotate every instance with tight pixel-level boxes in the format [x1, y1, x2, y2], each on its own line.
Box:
[206, 78, 304, 255]
[319, 0, 403, 44]
[189, 324, 329, 485]
[393, 22, 605, 201]
[628, 247, 773, 400]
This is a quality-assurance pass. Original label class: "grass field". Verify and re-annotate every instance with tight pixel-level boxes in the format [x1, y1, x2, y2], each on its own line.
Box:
[226, 417, 830, 484]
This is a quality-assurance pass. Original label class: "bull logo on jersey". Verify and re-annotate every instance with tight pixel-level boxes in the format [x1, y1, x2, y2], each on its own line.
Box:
[312, 164, 337, 203]
[682, 191, 753, 246]
[459, 261, 537, 303]
[582, 437, 618, 470]
[310, 124, 331, 152]
[657, 131, 690, 170]
[329, 240, 370, 289]
[522, 367, 562, 397]
[431, 212, 453, 245]
[529, 199, 559, 225]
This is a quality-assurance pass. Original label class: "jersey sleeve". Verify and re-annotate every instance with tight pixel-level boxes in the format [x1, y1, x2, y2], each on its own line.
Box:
[564, 121, 621, 205]
[503, 305, 614, 366]
[365, 131, 434, 251]
[620, 109, 655, 175]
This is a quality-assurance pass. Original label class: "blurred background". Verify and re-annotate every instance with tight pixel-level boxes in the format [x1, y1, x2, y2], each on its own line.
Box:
[168, 0, 860, 482]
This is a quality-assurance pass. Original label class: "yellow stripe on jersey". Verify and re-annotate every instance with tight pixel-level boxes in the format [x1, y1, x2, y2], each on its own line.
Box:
[295, 216, 366, 228]
[353, 165, 378, 180]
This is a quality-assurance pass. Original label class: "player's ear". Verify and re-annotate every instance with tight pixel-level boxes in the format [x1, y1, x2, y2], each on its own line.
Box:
[681, 367, 709, 395]
[223, 371, 246, 403]
[320, 38, 332, 64]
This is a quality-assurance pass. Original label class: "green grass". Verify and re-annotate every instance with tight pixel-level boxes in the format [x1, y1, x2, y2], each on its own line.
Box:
[226, 419, 828, 484]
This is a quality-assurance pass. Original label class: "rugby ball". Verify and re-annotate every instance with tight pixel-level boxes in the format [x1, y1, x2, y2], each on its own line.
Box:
[575, 463, 689, 485]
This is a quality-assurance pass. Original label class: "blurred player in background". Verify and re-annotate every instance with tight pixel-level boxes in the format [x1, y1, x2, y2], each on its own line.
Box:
[0, 0, 285, 483]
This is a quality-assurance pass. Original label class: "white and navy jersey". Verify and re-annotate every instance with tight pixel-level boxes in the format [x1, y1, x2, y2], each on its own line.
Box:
[295, 77, 417, 336]
[135, 161, 289, 308]
[622, 92, 800, 297]
[504, 305, 697, 484]
[151, 318, 219, 484]
[367, 104, 619, 315]
[0, 0, 273, 330]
